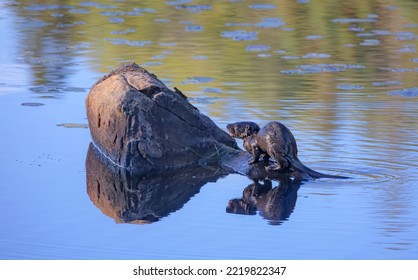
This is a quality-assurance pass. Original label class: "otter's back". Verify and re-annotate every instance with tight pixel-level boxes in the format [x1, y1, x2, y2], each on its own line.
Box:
[258, 121, 298, 157]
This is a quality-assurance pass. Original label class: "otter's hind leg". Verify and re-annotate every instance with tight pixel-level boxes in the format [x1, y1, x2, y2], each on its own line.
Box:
[262, 153, 270, 162]
[265, 152, 289, 171]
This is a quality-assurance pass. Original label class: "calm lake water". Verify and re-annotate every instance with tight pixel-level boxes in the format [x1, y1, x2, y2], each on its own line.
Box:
[1, 0, 418, 260]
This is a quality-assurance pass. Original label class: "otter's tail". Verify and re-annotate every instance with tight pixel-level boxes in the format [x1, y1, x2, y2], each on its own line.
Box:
[289, 157, 349, 179]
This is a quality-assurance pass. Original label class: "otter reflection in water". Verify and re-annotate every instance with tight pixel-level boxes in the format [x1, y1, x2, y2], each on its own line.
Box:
[226, 178, 301, 225]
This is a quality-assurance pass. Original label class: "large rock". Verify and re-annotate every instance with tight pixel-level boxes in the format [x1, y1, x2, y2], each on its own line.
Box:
[86, 63, 239, 174]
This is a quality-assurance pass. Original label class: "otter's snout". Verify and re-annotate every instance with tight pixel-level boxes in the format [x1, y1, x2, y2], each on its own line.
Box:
[226, 123, 236, 137]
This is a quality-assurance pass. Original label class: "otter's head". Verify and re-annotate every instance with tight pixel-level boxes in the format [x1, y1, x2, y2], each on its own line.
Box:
[226, 121, 260, 139]
[226, 199, 257, 215]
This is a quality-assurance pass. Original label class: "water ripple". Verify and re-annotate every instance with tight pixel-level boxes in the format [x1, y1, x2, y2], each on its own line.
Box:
[397, 44, 416, 53]
[306, 35, 323, 40]
[246, 45, 271, 52]
[79, 2, 117, 9]
[110, 28, 136, 35]
[221, 30, 258, 41]
[185, 25, 204, 32]
[281, 63, 365, 75]
[106, 38, 152, 47]
[388, 87, 418, 98]
[249, 4, 277, 10]
[336, 84, 364, 90]
[372, 81, 403, 87]
[360, 39, 381, 46]
[180, 76, 214, 84]
[24, 4, 70, 11]
[255, 18, 285, 28]
[302, 53, 331, 59]
[21, 102, 45, 107]
[175, 4, 212, 13]
[332, 18, 376, 23]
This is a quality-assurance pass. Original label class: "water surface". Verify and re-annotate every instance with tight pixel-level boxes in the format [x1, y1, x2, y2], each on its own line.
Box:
[1, 0, 418, 259]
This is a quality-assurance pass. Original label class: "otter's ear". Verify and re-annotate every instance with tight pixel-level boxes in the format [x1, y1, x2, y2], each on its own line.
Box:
[245, 124, 259, 135]
[253, 124, 260, 134]
[244, 124, 251, 136]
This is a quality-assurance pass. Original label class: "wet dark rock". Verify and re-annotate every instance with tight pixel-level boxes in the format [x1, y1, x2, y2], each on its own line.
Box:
[86, 63, 239, 174]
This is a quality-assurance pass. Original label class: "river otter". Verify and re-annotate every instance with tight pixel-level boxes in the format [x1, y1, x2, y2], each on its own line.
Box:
[227, 121, 271, 163]
[227, 121, 345, 179]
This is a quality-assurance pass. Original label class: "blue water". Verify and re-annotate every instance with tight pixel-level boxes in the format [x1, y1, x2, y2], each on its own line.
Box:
[1, 0, 418, 259]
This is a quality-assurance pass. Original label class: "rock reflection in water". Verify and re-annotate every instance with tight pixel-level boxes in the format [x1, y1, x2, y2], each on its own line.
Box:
[226, 178, 301, 225]
[86, 143, 230, 224]
[86, 142, 302, 225]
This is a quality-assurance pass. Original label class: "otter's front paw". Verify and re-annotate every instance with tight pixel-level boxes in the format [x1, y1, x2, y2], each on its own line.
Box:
[248, 158, 258, 164]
